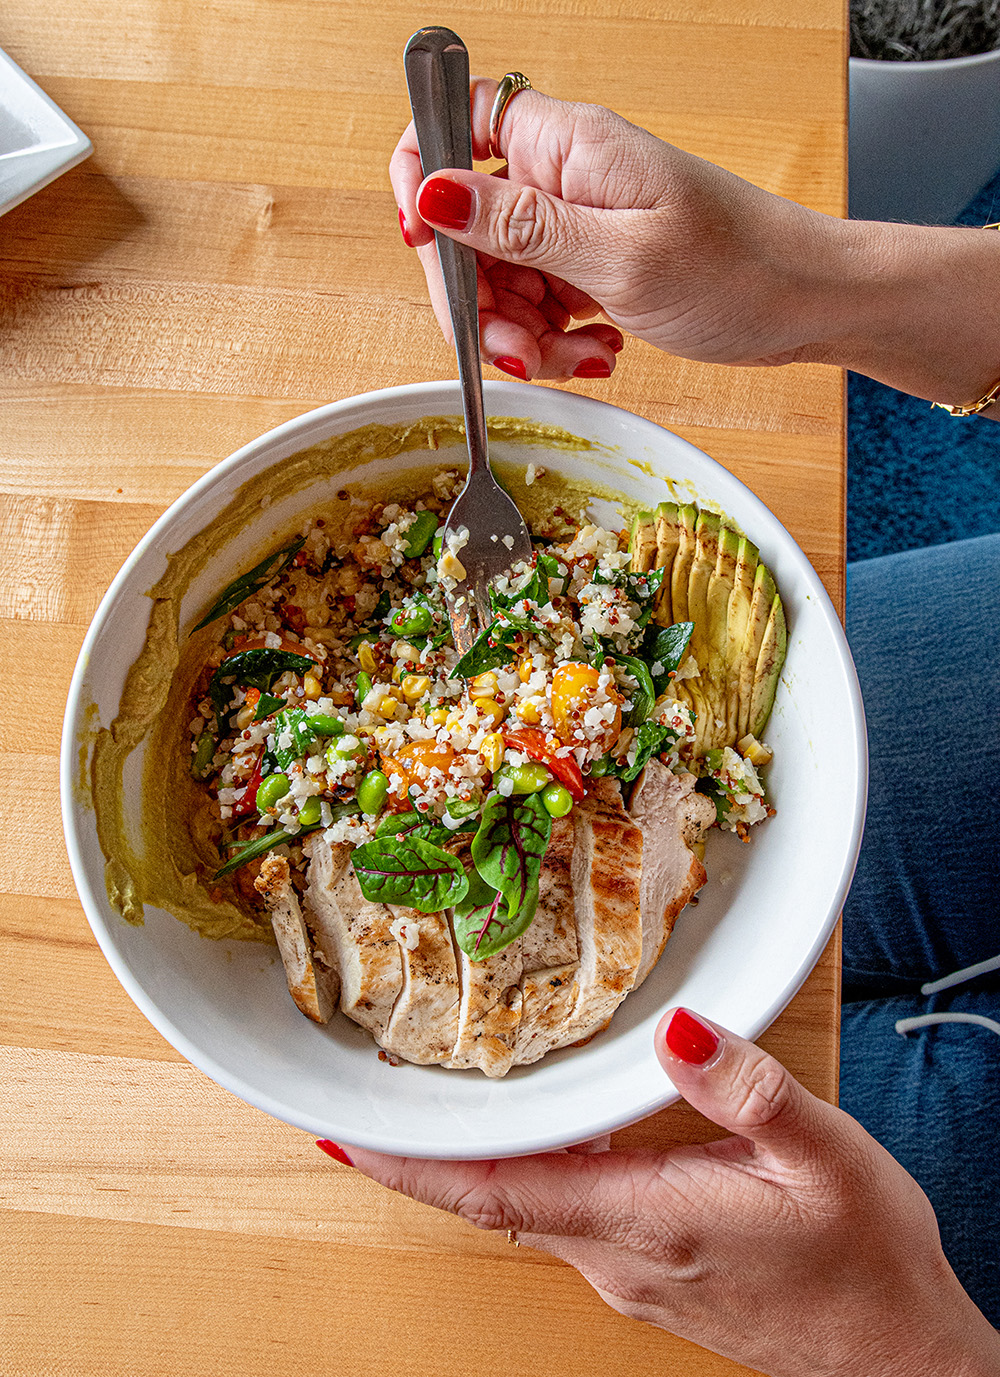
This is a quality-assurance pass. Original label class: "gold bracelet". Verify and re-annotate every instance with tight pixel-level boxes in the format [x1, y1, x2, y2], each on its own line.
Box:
[931, 221, 1000, 416]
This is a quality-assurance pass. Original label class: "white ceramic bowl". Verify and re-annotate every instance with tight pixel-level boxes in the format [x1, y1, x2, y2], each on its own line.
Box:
[61, 380, 866, 1159]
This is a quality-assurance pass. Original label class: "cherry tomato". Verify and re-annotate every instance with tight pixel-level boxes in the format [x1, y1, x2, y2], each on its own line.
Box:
[502, 728, 585, 802]
[550, 661, 621, 750]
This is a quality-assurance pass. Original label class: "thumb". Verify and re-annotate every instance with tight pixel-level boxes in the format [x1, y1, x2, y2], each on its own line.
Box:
[654, 1007, 846, 1170]
[415, 168, 610, 291]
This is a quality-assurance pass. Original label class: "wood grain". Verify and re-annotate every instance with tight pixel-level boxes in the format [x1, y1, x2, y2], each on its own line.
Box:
[0, 0, 846, 1372]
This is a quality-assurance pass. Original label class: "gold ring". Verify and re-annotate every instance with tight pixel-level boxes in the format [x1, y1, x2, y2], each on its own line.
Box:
[506, 1229, 520, 1247]
[489, 73, 531, 160]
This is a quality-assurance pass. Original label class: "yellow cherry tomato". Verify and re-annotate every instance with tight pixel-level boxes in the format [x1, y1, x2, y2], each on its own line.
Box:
[550, 661, 622, 750]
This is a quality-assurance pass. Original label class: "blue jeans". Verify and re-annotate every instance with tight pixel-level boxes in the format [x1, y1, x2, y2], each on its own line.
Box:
[841, 533, 1000, 1325]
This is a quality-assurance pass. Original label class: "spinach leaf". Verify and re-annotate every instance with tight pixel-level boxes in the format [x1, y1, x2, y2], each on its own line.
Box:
[602, 720, 681, 785]
[612, 653, 656, 726]
[193, 537, 305, 632]
[643, 622, 694, 694]
[592, 566, 664, 600]
[470, 791, 551, 937]
[449, 620, 518, 680]
[208, 648, 314, 721]
[452, 870, 528, 962]
[490, 553, 553, 613]
[271, 707, 318, 769]
[350, 834, 470, 912]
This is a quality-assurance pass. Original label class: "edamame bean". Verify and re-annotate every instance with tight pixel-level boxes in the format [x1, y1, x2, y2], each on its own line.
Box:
[305, 712, 344, 738]
[326, 736, 366, 768]
[444, 797, 480, 821]
[432, 530, 444, 560]
[355, 671, 373, 704]
[390, 604, 433, 637]
[191, 732, 216, 780]
[297, 796, 322, 826]
[589, 756, 610, 779]
[256, 772, 291, 811]
[402, 509, 439, 557]
[357, 769, 389, 816]
[541, 782, 573, 818]
[498, 763, 551, 794]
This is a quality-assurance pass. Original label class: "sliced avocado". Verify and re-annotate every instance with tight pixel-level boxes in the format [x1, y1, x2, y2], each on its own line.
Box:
[670, 504, 698, 623]
[652, 501, 680, 625]
[629, 509, 657, 573]
[706, 524, 740, 747]
[737, 563, 776, 741]
[724, 535, 758, 739]
[749, 593, 787, 737]
[678, 511, 721, 753]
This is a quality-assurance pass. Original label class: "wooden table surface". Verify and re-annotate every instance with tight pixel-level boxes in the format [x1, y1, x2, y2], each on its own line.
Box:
[1, 3, 845, 1374]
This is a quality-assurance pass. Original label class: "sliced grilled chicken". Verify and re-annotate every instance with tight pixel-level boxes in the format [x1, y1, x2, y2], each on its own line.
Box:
[304, 834, 402, 1040]
[447, 943, 524, 1077]
[513, 778, 643, 1064]
[520, 815, 577, 969]
[254, 853, 337, 1024]
[628, 760, 716, 988]
[512, 963, 580, 1065]
[381, 906, 461, 1065]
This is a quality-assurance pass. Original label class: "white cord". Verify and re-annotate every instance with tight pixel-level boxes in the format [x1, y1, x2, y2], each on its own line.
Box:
[896, 1012, 1000, 1039]
[920, 952, 1000, 995]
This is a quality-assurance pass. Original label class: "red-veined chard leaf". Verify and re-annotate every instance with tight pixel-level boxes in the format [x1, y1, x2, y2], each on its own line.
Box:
[469, 791, 551, 944]
[350, 834, 469, 913]
[452, 867, 534, 962]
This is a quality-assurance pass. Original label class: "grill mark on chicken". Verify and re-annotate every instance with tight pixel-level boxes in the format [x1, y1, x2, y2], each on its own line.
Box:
[254, 853, 337, 1024]
[448, 944, 524, 1077]
[628, 760, 716, 989]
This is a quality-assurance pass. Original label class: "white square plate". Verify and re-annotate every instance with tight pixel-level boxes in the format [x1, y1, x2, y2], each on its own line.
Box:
[1, 47, 92, 216]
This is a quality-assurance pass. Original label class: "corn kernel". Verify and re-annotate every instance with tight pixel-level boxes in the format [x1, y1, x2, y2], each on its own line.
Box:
[372, 726, 392, 748]
[445, 709, 465, 731]
[518, 656, 533, 684]
[235, 702, 255, 730]
[515, 699, 541, 725]
[402, 674, 431, 704]
[480, 732, 504, 772]
[379, 696, 400, 719]
[302, 672, 322, 700]
[469, 671, 499, 697]
[473, 696, 505, 727]
[391, 664, 405, 684]
[358, 642, 377, 675]
[393, 642, 419, 662]
[427, 707, 449, 727]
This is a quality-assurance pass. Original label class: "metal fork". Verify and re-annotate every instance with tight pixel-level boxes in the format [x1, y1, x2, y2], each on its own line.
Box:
[404, 27, 534, 657]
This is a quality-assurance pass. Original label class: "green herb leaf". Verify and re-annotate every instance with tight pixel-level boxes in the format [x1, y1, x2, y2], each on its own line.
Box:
[209, 648, 315, 721]
[612, 653, 656, 726]
[643, 622, 694, 693]
[350, 834, 470, 912]
[449, 620, 518, 680]
[470, 791, 551, 939]
[252, 691, 285, 722]
[603, 720, 681, 784]
[193, 538, 305, 632]
[213, 823, 320, 879]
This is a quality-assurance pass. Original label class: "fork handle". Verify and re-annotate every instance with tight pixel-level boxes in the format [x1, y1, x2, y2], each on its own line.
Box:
[404, 28, 490, 477]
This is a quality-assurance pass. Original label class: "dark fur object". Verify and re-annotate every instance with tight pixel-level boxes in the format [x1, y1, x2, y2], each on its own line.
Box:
[851, 0, 1000, 59]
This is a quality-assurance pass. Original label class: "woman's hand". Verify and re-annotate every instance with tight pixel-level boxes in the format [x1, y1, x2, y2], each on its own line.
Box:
[319, 1009, 1000, 1377]
[389, 80, 847, 382]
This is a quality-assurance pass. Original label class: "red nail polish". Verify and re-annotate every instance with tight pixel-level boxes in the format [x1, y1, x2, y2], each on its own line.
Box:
[609, 337, 624, 354]
[398, 206, 415, 248]
[664, 1009, 720, 1065]
[316, 1140, 354, 1166]
[573, 357, 612, 379]
[417, 177, 474, 232]
[493, 356, 528, 380]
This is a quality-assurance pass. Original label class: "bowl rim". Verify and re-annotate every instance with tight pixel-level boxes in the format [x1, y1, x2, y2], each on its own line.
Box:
[60, 378, 867, 1156]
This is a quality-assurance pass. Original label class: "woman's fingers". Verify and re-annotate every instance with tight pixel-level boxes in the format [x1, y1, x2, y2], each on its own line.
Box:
[655, 1008, 850, 1173]
[337, 1145, 666, 1246]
